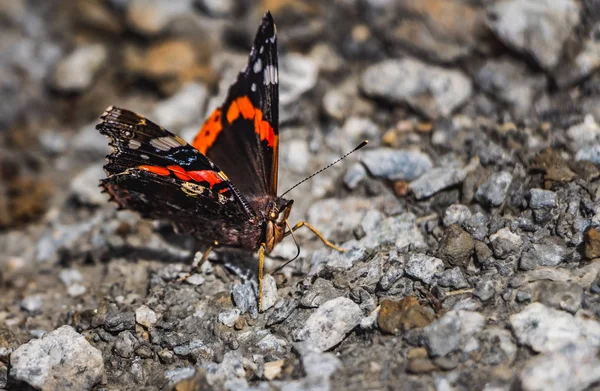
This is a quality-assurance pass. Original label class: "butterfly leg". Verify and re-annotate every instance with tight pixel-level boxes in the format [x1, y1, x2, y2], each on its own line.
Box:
[288, 222, 347, 252]
[258, 243, 266, 312]
[178, 241, 217, 282]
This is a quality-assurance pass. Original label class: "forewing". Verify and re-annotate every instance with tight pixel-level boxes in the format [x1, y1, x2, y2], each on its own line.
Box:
[97, 106, 257, 228]
[191, 11, 279, 198]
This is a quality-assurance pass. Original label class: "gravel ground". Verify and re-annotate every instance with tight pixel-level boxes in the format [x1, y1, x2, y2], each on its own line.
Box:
[2, 1, 600, 390]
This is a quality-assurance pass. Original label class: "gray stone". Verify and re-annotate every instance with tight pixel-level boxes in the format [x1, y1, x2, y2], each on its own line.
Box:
[185, 274, 205, 286]
[475, 171, 513, 207]
[114, 331, 137, 358]
[576, 144, 600, 165]
[218, 309, 240, 327]
[281, 139, 310, 174]
[438, 267, 469, 289]
[360, 58, 473, 119]
[344, 163, 367, 190]
[59, 268, 83, 286]
[361, 148, 433, 181]
[21, 295, 42, 313]
[462, 212, 489, 241]
[409, 167, 467, 200]
[72, 123, 112, 159]
[519, 343, 600, 391]
[520, 241, 566, 270]
[555, 26, 600, 87]
[70, 165, 109, 206]
[342, 116, 381, 143]
[51, 44, 107, 92]
[295, 297, 363, 352]
[405, 253, 444, 285]
[300, 278, 343, 308]
[105, 312, 135, 332]
[173, 339, 211, 357]
[474, 57, 546, 117]
[126, 0, 193, 36]
[10, 325, 104, 391]
[490, 228, 523, 259]
[437, 224, 474, 268]
[510, 303, 600, 353]
[232, 281, 258, 318]
[486, 0, 580, 70]
[358, 212, 426, 251]
[261, 274, 278, 312]
[267, 299, 298, 326]
[537, 281, 583, 314]
[203, 350, 246, 388]
[196, 0, 235, 17]
[165, 367, 196, 386]
[529, 189, 558, 209]
[423, 311, 485, 357]
[135, 305, 158, 328]
[473, 278, 496, 301]
[479, 328, 517, 366]
[152, 82, 207, 132]
[566, 115, 600, 152]
[279, 53, 318, 107]
[443, 204, 472, 227]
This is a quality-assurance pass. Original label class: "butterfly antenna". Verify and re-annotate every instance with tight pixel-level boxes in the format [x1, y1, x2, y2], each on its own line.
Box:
[279, 140, 368, 198]
[272, 221, 301, 274]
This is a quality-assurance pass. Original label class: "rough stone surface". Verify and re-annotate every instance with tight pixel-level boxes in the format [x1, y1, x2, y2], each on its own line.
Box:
[361, 148, 433, 181]
[10, 326, 104, 391]
[405, 253, 444, 285]
[475, 171, 513, 207]
[423, 311, 485, 357]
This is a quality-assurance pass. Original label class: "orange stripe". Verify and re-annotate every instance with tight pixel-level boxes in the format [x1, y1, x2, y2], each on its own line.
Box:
[138, 165, 170, 176]
[187, 170, 222, 187]
[236, 96, 255, 119]
[192, 109, 222, 155]
[254, 108, 277, 148]
[226, 101, 240, 124]
[167, 165, 191, 181]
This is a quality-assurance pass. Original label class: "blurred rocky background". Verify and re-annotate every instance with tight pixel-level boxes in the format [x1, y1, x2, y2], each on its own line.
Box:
[2, 0, 600, 390]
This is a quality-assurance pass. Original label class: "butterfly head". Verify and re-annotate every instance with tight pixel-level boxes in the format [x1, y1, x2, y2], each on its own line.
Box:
[264, 197, 293, 252]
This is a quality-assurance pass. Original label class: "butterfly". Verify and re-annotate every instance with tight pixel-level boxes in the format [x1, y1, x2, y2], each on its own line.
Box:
[96, 12, 352, 310]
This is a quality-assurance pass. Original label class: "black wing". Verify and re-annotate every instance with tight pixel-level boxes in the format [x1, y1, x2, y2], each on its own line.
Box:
[191, 11, 279, 198]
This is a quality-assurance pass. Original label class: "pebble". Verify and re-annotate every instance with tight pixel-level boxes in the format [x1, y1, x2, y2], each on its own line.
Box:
[529, 189, 557, 209]
[72, 123, 112, 159]
[185, 274, 205, 286]
[105, 312, 135, 332]
[486, 0, 580, 70]
[519, 241, 566, 270]
[462, 212, 489, 241]
[261, 274, 278, 311]
[519, 342, 600, 391]
[361, 148, 433, 181]
[437, 224, 474, 268]
[342, 116, 380, 144]
[152, 82, 208, 132]
[585, 227, 600, 260]
[10, 325, 104, 391]
[576, 144, 600, 165]
[196, 0, 235, 17]
[409, 167, 467, 200]
[443, 204, 472, 227]
[300, 278, 342, 308]
[405, 253, 444, 285]
[114, 331, 137, 358]
[537, 281, 583, 314]
[475, 171, 513, 207]
[438, 267, 469, 289]
[218, 309, 241, 327]
[360, 58, 473, 119]
[479, 328, 517, 366]
[510, 303, 600, 353]
[50, 44, 107, 92]
[422, 310, 485, 357]
[473, 278, 496, 301]
[566, 115, 600, 152]
[377, 297, 435, 335]
[322, 88, 352, 121]
[356, 212, 426, 252]
[126, 0, 193, 36]
[21, 295, 42, 313]
[135, 305, 158, 328]
[232, 282, 258, 318]
[70, 165, 109, 206]
[266, 299, 298, 327]
[279, 53, 318, 107]
[295, 297, 363, 352]
[344, 163, 367, 190]
[490, 227, 523, 259]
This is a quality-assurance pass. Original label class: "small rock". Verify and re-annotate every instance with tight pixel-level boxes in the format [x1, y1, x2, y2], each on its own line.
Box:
[232, 282, 258, 318]
[300, 278, 342, 308]
[59, 269, 83, 286]
[473, 278, 496, 301]
[105, 312, 135, 332]
[486, 0, 580, 70]
[529, 188, 557, 209]
[21, 295, 42, 313]
[152, 82, 208, 132]
[566, 115, 600, 152]
[279, 53, 318, 107]
[295, 297, 363, 352]
[475, 171, 513, 207]
[360, 58, 473, 119]
[377, 297, 435, 335]
[519, 342, 600, 391]
[135, 305, 158, 328]
[196, 0, 235, 17]
[218, 309, 240, 327]
[10, 325, 104, 391]
[423, 310, 485, 357]
[72, 124, 111, 159]
[536, 281, 583, 314]
[358, 212, 426, 251]
[584, 227, 600, 260]
[361, 148, 433, 181]
[70, 165, 109, 206]
[342, 116, 380, 143]
[438, 267, 469, 289]
[490, 228, 523, 259]
[479, 327, 517, 366]
[165, 367, 196, 386]
[344, 163, 367, 190]
[185, 274, 205, 286]
[51, 44, 107, 92]
[462, 212, 489, 241]
[409, 167, 467, 199]
[510, 303, 600, 353]
[301, 351, 342, 379]
[281, 139, 309, 174]
[266, 299, 298, 327]
[405, 253, 444, 285]
[322, 88, 352, 121]
[261, 274, 278, 311]
[126, 0, 193, 36]
[437, 224, 474, 268]
[114, 331, 137, 358]
[443, 204, 472, 227]
[520, 240, 566, 270]
[576, 144, 600, 165]
[67, 284, 87, 297]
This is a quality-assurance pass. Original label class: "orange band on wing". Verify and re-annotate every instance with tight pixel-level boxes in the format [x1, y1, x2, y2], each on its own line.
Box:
[187, 170, 223, 187]
[138, 165, 170, 176]
[224, 96, 277, 148]
[192, 108, 223, 155]
[166, 165, 192, 181]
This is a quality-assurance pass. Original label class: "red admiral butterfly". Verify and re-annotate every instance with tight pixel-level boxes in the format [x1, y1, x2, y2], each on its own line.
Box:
[97, 12, 366, 310]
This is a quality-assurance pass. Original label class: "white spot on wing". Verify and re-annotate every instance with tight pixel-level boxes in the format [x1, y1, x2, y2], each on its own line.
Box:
[128, 139, 142, 150]
[253, 58, 262, 73]
[141, 154, 149, 160]
[150, 136, 184, 151]
[251, 83, 257, 92]
[263, 65, 278, 85]
[260, 46, 264, 54]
